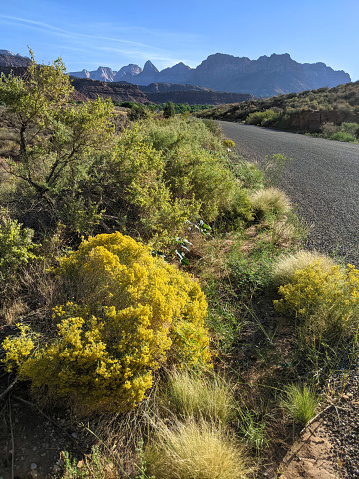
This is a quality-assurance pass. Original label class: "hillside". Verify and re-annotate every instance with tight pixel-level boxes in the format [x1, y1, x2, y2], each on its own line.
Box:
[198, 80, 359, 134]
[0, 50, 31, 67]
[69, 77, 148, 103]
[142, 87, 252, 105]
[70, 52, 351, 97]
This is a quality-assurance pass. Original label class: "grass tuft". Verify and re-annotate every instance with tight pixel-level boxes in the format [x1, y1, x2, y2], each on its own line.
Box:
[272, 249, 335, 287]
[145, 418, 253, 479]
[250, 187, 291, 221]
[164, 369, 236, 424]
[281, 384, 318, 425]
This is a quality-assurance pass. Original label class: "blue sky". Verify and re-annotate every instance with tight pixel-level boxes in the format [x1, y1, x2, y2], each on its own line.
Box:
[1, 0, 358, 81]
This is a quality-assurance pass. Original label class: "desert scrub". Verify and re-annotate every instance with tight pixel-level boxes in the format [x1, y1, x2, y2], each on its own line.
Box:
[144, 418, 252, 479]
[274, 261, 359, 346]
[250, 187, 291, 221]
[2, 233, 211, 413]
[110, 124, 199, 248]
[272, 250, 335, 288]
[0, 208, 38, 280]
[133, 116, 253, 228]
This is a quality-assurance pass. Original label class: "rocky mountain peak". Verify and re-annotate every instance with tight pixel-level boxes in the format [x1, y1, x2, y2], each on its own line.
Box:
[143, 60, 159, 73]
[113, 64, 142, 82]
[0, 51, 31, 67]
[68, 51, 351, 97]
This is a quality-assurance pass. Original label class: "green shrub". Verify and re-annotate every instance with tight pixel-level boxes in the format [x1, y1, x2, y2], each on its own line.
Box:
[108, 125, 199, 247]
[245, 110, 280, 127]
[235, 161, 263, 190]
[1, 233, 211, 413]
[329, 131, 357, 142]
[0, 208, 38, 280]
[340, 122, 359, 137]
[135, 118, 253, 228]
[229, 242, 280, 293]
[163, 101, 175, 118]
[320, 122, 340, 139]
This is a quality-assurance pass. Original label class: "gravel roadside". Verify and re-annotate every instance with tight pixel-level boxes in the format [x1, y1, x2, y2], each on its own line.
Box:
[219, 121, 359, 479]
[219, 121, 359, 267]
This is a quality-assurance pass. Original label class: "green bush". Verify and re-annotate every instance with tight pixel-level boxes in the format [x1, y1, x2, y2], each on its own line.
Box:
[329, 131, 357, 142]
[133, 117, 253, 228]
[340, 122, 359, 137]
[229, 242, 280, 293]
[1, 233, 211, 413]
[235, 161, 263, 190]
[245, 110, 280, 127]
[163, 101, 175, 118]
[0, 208, 37, 280]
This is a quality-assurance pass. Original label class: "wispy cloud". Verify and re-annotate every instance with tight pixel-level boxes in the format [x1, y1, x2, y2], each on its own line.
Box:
[0, 14, 202, 69]
[0, 15, 154, 48]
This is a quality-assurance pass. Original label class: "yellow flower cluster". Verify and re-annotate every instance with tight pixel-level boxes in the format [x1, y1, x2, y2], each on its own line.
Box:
[2, 324, 38, 372]
[274, 261, 359, 344]
[2, 233, 210, 413]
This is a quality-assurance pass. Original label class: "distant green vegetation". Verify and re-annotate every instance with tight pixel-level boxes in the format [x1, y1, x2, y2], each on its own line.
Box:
[198, 81, 359, 141]
[116, 100, 215, 115]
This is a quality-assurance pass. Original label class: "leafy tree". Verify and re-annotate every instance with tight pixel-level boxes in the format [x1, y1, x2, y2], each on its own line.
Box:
[0, 50, 115, 232]
[163, 101, 175, 118]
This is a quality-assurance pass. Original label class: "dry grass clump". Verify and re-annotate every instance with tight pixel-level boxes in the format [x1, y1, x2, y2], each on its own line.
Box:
[250, 187, 291, 220]
[145, 418, 252, 479]
[164, 369, 236, 424]
[272, 250, 336, 287]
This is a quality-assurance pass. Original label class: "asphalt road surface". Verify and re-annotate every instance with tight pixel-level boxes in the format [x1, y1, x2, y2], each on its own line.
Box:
[219, 121, 359, 266]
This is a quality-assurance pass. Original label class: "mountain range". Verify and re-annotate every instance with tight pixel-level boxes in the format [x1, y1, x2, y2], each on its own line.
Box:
[0, 50, 351, 99]
[69, 53, 351, 97]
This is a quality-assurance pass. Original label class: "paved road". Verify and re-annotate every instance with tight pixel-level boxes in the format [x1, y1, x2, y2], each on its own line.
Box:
[219, 121, 359, 266]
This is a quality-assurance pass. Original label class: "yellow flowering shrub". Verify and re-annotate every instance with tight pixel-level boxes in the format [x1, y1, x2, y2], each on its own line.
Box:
[2, 233, 210, 412]
[2, 324, 38, 371]
[274, 261, 359, 345]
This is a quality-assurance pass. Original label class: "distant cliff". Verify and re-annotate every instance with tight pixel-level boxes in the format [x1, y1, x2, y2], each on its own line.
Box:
[70, 79, 253, 105]
[69, 78, 148, 103]
[0, 50, 31, 67]
[143, 88, 253, 105]
[70, 53, 351, 98]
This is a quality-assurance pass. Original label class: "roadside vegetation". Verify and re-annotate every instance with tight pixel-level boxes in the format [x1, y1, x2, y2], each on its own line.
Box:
[110, 101, 215, 123]
[198, 81, 359, 142]
[1, 52, 359, 479]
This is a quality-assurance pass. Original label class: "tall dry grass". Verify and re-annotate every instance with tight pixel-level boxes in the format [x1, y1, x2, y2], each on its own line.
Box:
[272, 249, 336, 287]
[145, 418, 253, 479]
[250, 187, 291, 221]
[164, 369, 236, 424]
